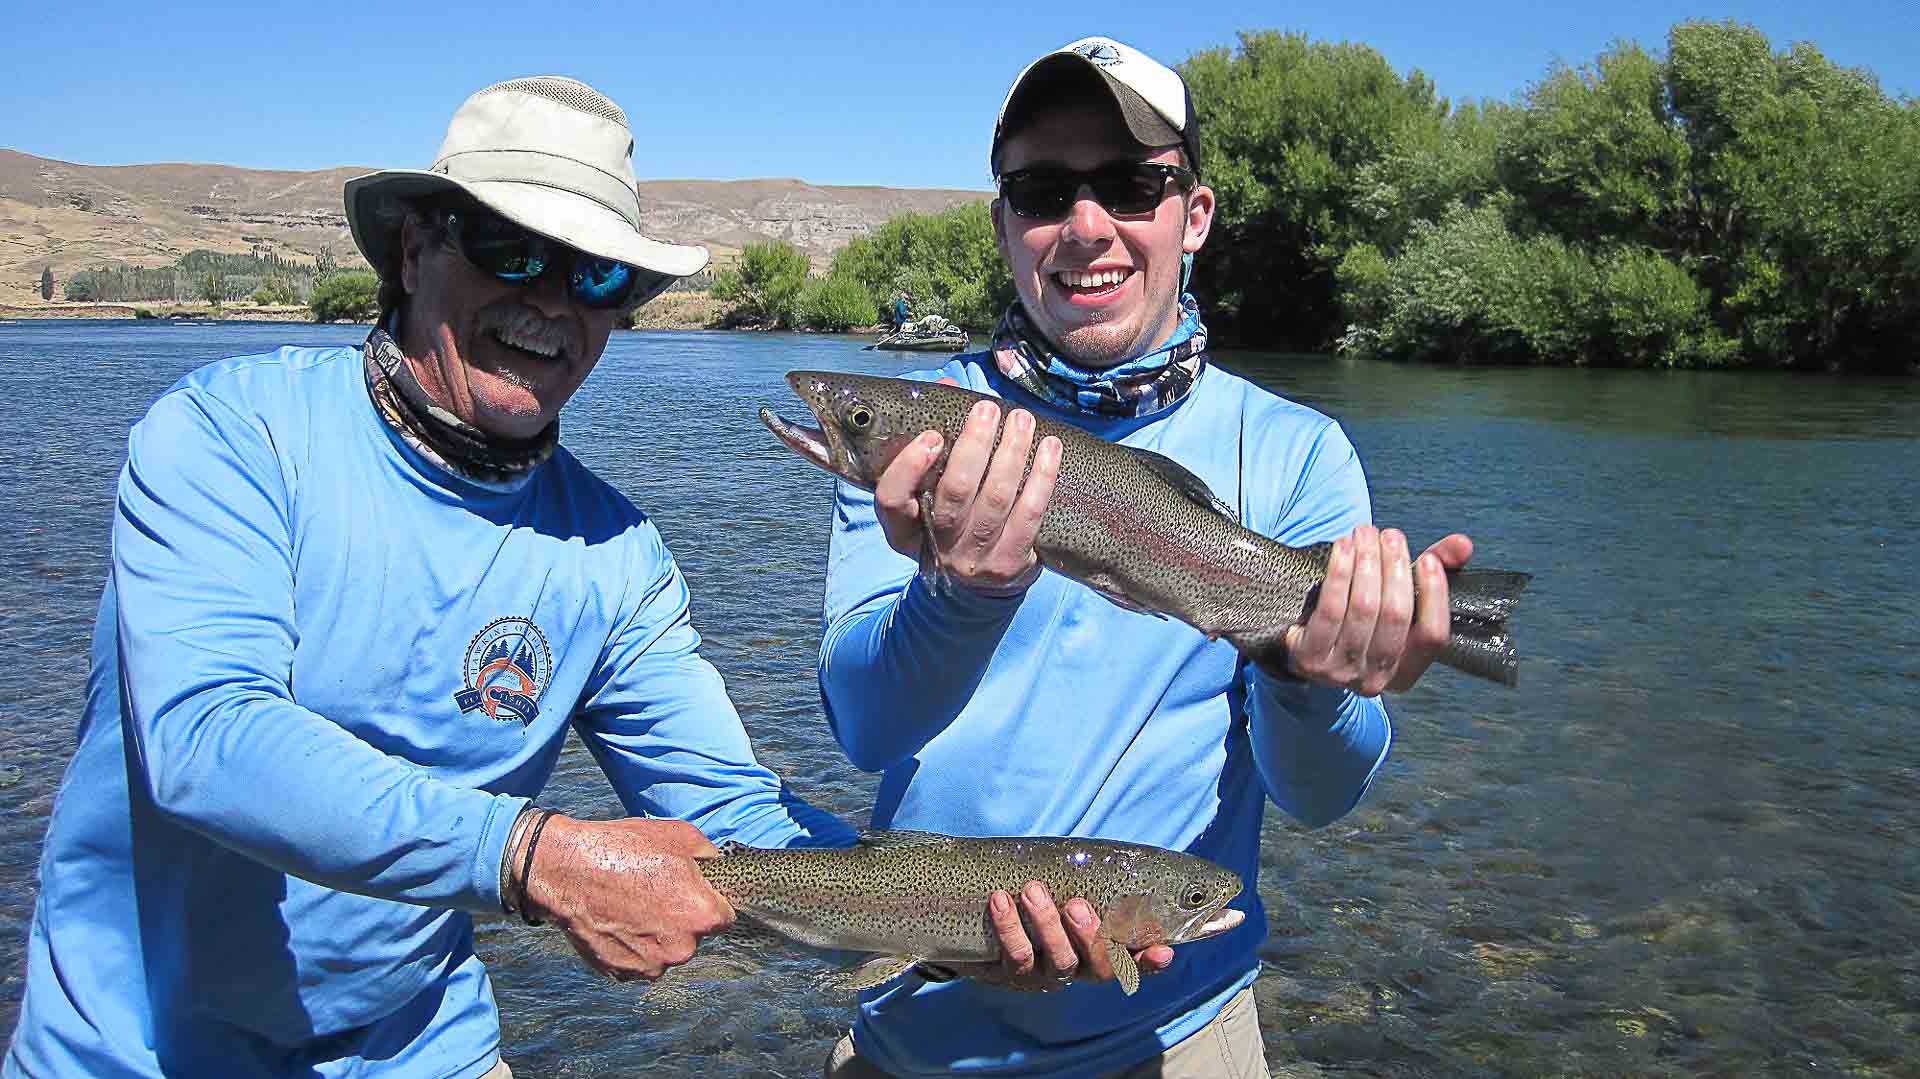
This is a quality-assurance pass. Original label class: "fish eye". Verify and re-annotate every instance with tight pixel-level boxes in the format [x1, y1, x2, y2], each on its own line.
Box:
[846, 404, 874, 430]
[1185, 888, 1208, 908]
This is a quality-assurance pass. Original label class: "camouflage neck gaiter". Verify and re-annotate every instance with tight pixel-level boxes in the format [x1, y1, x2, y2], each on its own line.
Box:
[362, 322, 556, 490]
[990, 292, 1208, 418]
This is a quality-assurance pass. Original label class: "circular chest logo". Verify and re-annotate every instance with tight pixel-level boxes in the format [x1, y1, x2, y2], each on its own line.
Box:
[453, 617, 552, 725]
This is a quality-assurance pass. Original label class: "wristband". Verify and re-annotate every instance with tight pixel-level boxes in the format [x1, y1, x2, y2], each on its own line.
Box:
[499, 805, 538, 917]
[517, 810, 555, 927]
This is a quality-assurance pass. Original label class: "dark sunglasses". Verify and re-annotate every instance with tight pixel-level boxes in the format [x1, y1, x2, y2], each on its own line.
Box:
[997, 162, 1196, 220]
[439, 208, 674, 310]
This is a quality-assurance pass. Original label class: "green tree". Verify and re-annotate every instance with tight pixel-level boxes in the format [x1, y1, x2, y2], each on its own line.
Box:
[39, 266, 53, 301]
[1666, 20, 1917, 369]
[1347, 100, 1513, 257]
[1496, 42, 1690, 252]
[1338, 199, 1603, 366]
[710, 239, 810, 328]
[829, 202, 1009, 330]
[1331, 19, 1913, 371]
[314, 244, 340, 284]
[1180, 31, 1445, 348]
[796, 272, 882, 331]
[309, 271, 379, 322]
[201, 268, 226, 307]
[252, 273, 300, 306]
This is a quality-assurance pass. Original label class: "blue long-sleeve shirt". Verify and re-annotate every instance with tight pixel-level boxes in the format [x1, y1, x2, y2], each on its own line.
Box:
[819, 356, 1392, 1078]
[6, 344, 852, 1079]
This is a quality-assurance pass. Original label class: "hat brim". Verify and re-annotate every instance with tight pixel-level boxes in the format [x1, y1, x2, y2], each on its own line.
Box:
[343, 169, 710, 281]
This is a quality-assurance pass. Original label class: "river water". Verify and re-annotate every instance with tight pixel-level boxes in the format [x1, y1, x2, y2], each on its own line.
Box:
[0, 321, 1914, 1077]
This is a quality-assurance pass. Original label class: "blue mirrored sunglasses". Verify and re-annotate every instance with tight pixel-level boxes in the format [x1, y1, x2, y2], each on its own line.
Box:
[440, 208, 673, 310]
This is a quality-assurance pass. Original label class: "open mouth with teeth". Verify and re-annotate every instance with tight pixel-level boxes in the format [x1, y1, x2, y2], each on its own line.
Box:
[1053, 267, 1133, 300]
[1188, 906, 1245, 941]
[486, 324, 570, 364]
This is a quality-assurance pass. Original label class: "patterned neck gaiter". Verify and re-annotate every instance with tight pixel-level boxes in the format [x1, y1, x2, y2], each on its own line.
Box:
[362, 322, 557, 490]
[990, 292, 1208, 418]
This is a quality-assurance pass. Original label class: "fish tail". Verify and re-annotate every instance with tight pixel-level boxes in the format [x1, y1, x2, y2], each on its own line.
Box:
[1435, 569, 1529, 687]
[1444, 569, 1531, 624]
[1437, 623, 1521, 687]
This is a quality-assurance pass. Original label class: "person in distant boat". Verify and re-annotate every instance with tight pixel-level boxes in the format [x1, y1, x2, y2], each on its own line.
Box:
[3, 75, 865, 1079]
[892, 289, 913, 332]
[814, 38, 1480, 1077]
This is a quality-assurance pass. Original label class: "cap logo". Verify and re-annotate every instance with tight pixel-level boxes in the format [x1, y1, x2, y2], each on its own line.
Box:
[1073, 41, 1123, 66]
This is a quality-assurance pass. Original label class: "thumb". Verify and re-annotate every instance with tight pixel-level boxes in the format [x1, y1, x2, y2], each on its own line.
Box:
[1282, 624, 1306, 655]
[1422, 532, 1474, 571]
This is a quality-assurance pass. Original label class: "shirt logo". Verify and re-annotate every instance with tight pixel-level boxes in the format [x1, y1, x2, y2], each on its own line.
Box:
[453, 617, 552, 725]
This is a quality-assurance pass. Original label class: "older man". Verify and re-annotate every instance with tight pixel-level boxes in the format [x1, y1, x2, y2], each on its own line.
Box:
[3, 76, 858, 1079]
[816, 39, 1478, 1077]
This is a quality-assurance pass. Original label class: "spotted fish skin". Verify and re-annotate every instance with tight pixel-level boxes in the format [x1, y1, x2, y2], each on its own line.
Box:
[698, 831, 1243, 982]
[760, 370, 1532, 686]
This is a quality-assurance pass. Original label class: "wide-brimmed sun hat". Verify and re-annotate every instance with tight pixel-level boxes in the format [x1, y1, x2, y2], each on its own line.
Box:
[991, 37, 1201, 176]
[343, 75, 709, 281]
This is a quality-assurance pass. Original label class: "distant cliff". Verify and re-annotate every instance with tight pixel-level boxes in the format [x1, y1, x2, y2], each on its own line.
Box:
[0, 149, 988, 307]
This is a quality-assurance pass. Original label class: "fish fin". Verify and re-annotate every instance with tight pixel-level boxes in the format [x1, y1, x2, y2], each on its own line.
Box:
[1082, 573, 1170, 619]
[1438, 624, 1520, 687]
[1125, 446, 1235, 518]
[826, 955, 926, 993]
[1106, 941, 1141, 996]
[855, 829, 956, 850]
[915, 491, 952, 595]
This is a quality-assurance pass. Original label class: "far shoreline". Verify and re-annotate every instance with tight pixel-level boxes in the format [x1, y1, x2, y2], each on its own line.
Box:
[2, 291, 727, 333]
[0, 295, 912, 343]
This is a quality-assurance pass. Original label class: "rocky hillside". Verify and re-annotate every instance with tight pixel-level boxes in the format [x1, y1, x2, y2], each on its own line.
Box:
[0, 149, 988, 307]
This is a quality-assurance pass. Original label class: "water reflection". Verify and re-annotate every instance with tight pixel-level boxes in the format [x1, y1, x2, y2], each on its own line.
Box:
[1223, 348, 1920, 440]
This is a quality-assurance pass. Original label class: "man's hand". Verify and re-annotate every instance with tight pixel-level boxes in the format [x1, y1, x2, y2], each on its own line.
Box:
[1263, 527, 1474, 696]
[944, 882, 1174, 991]
[872, 381, 1062, 594]
[518, 815, 733, 982]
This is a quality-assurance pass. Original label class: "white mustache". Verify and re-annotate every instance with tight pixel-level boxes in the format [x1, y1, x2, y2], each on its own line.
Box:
[478, 303, 580, 362]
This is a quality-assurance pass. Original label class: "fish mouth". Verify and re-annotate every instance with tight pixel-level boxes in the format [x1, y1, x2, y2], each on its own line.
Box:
[1189, 907, 1244, 941]
[758, 405, 836, 473]
[759, 371, 850, 477]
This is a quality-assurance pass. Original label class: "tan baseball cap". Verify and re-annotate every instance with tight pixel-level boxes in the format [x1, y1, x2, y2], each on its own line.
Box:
[991, 37, 1201, 176]
[343, 76, 710, 280]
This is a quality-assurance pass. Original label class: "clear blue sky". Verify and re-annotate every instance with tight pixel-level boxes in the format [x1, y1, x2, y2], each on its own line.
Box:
[5, 0, 1913, 190]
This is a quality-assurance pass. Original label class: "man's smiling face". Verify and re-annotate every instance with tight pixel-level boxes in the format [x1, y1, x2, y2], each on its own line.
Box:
[397, 211, 620, 440]
[992, 103, 1214, 370]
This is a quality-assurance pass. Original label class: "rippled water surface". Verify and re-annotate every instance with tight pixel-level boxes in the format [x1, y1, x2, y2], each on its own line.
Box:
[1, 321, 1915, 1077]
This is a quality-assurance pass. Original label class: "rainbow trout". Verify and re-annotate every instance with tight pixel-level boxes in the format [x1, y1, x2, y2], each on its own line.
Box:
[699, 830, 1244, 995]
[761, 370, 1531, 686]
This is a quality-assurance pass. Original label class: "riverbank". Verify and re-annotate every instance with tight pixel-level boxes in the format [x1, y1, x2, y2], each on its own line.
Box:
[0, 291, 732, 331]
[0, 302, 312, 322]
